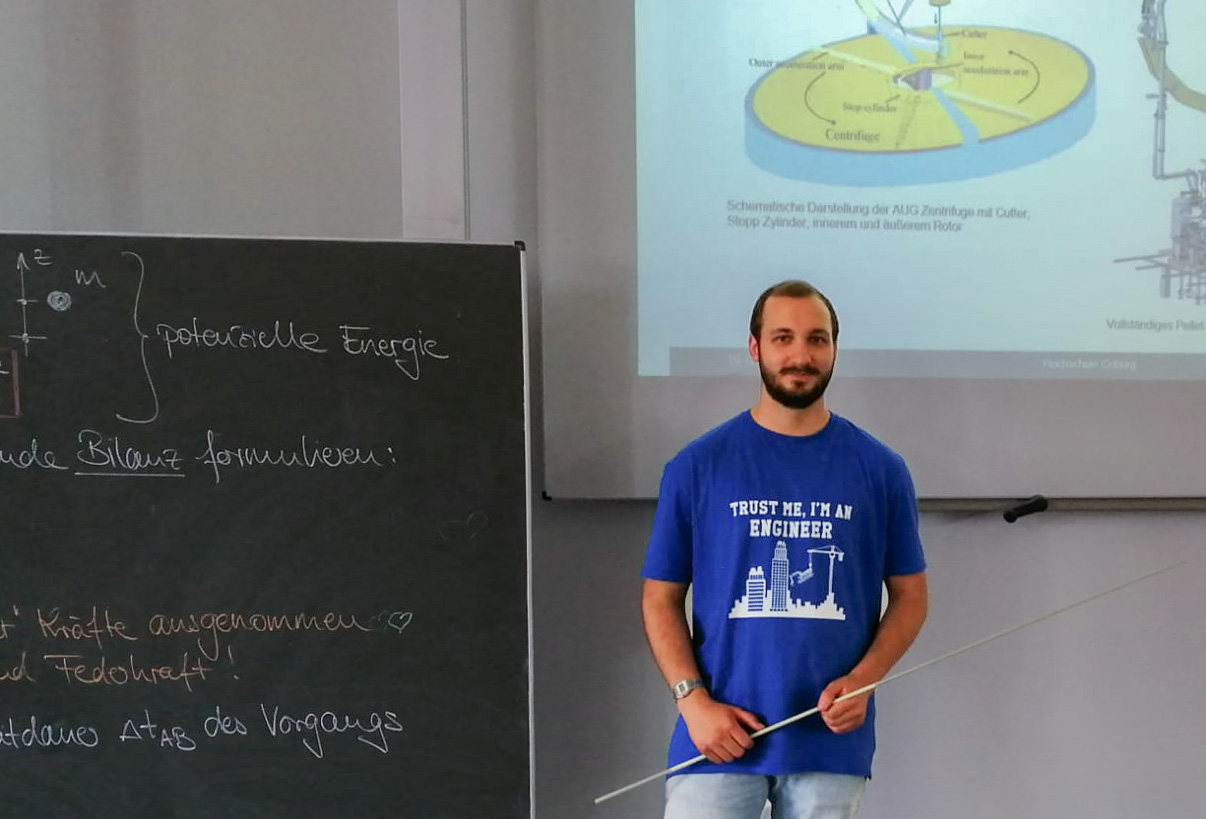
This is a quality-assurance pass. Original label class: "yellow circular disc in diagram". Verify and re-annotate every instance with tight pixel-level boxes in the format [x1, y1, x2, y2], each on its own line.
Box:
[746, 25, 1096, 184]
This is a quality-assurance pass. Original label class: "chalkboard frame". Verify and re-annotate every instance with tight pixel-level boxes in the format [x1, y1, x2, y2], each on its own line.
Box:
[0, 231, 534, 819]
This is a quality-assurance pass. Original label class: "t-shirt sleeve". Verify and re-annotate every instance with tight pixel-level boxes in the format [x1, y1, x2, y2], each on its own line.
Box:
[883, 453, 927, 577]
[641, 456, 693, 583]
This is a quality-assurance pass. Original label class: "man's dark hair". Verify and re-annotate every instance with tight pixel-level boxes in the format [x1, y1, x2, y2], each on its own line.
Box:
[749, 280, 839, 341]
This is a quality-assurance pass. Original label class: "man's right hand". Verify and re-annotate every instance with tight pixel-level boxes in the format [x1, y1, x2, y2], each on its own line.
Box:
[677, 691, 765, 763]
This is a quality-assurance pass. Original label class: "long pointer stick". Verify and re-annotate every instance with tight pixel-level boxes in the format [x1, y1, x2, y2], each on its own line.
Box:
[594, 560, 1184, 805]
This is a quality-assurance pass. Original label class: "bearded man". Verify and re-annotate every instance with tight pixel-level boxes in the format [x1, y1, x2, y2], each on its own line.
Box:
[641, 279, 929, 819]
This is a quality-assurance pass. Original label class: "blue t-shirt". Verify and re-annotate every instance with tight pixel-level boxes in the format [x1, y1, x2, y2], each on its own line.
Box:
[642, 411, 925, 778]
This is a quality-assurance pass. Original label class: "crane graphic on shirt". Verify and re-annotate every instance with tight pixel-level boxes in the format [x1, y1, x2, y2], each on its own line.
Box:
[728, 541, 846, 620]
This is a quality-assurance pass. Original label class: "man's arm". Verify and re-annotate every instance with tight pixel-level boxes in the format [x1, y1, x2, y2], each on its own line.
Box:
[642, 579, 765, 762]
[817, 571, 929, 734]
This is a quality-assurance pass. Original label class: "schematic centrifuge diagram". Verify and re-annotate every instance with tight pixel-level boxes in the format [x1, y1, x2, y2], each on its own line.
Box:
[745, 0, 1096, 184]
[1115, 0, 1206, 306]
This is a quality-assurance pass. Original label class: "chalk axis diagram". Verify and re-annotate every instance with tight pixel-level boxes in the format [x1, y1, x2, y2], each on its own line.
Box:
[745, 0, 1096, 185]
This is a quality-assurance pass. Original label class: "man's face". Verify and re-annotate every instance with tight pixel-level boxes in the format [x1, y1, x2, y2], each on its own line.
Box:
[749, 294, 836, 410]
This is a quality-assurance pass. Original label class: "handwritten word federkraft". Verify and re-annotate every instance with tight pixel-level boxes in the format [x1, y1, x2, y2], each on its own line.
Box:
[43, 652, 212, 691]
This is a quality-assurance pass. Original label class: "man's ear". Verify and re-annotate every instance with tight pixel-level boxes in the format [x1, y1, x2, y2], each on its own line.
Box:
[748, 334, 760, 363]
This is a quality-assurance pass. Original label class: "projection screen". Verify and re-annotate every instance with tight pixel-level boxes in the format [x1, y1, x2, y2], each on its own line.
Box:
[538, 0, 1206, 499]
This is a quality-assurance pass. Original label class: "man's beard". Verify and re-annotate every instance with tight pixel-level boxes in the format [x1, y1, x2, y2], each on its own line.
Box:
[758, 362, 833, 410]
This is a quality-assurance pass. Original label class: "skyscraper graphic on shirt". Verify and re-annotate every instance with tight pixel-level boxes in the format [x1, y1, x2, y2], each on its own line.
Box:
[729, 540, 846, 620]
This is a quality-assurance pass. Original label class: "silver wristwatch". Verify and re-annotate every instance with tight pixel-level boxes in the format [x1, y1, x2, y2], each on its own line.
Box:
[671, 678, 705, 700]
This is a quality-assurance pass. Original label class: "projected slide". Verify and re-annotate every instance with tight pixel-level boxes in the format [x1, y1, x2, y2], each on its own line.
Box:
[637, 0, 1206, 379]
[747, 22, 1095, 184]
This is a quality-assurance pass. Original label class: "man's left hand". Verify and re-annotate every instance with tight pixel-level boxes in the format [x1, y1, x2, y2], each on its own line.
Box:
[817, 674, 876, 734]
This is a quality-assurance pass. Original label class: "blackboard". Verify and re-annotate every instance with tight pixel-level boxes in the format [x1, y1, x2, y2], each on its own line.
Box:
[0, 234, 531, 819]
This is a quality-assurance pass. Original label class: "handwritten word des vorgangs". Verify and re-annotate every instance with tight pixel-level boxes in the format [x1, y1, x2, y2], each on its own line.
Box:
[260, 704, 403, 759]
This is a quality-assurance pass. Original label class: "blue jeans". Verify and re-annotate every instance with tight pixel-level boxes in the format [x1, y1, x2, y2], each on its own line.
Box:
[664, 772, 866, 819]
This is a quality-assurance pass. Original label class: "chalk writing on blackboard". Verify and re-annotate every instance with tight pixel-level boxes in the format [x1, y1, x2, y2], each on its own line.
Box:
[0, 234, 527, 819]
[46, 291, 71, 312]
[0, 716, 100, 749]
[0, 706, 408, 759]
[2, 604, 416, 692]
[0, 429, 398, 483]
[10, 251, 49, 356]
[116, 251, 159, 425]
[3, 246, 456, 433]
[0, 437, 66, 470]
[74, 428, 183, 475]
[154, 319, 328, 358]
[339, 324, 449, 380]
[199, 430, 392, 484]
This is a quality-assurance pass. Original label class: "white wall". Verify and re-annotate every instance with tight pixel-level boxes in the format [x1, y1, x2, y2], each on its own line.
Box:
[528, 0, 1204, 813]
[1, 2, 1201, 817]
[865, 510, 1203, 818]
[540, 504, 1204, 819]
[0, 0, 408, 237]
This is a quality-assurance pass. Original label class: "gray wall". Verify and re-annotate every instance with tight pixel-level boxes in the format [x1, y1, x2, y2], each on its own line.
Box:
[548, 505, 1203, 819]
[1, 2, 1201, 817]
